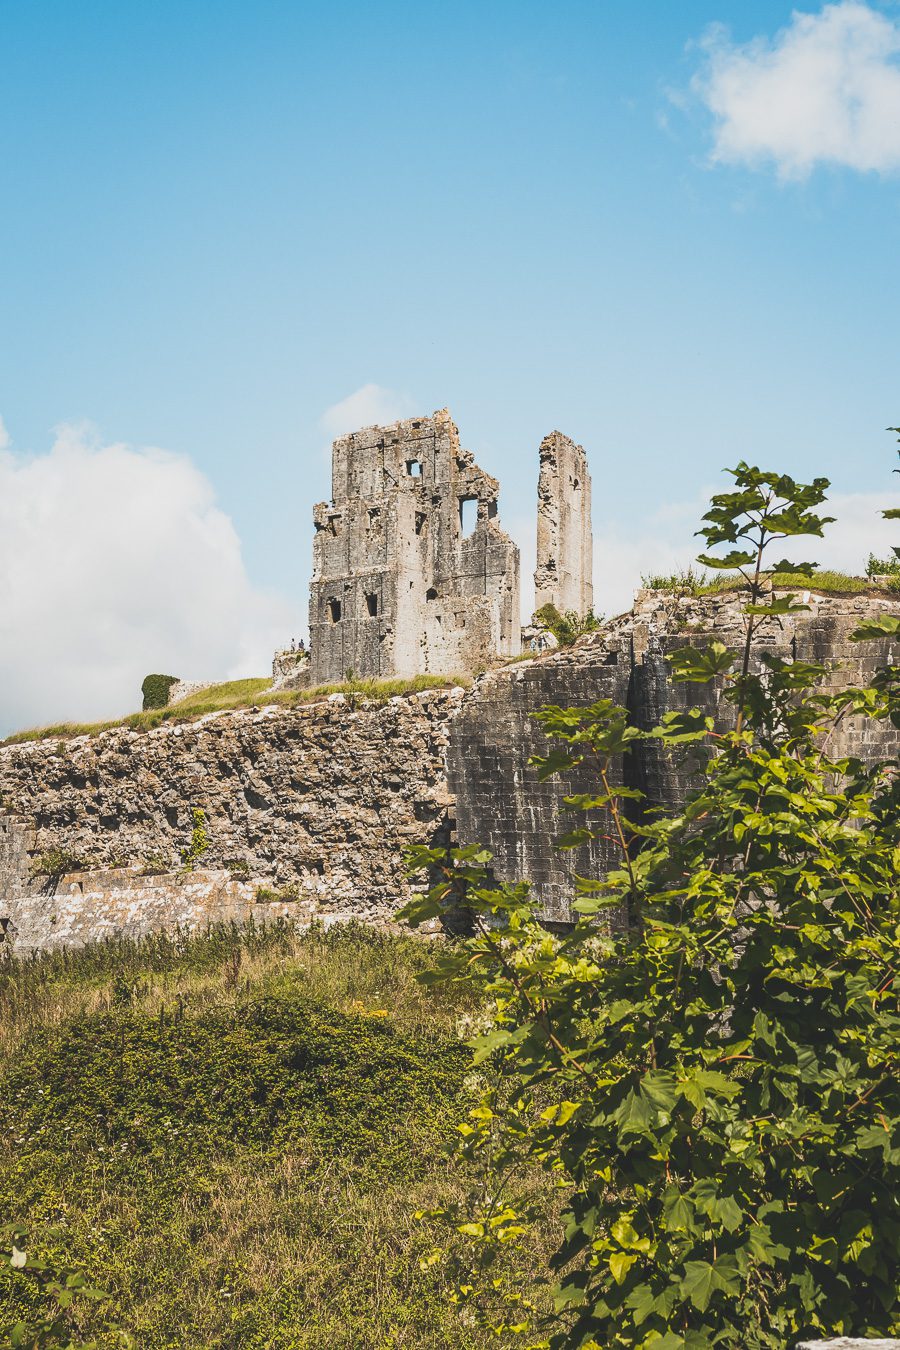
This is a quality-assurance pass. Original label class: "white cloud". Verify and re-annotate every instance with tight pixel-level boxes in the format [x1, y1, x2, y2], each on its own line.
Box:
[592, 488, 900, 618]
[0, 423, 303, 737]
[694, 2, 900, 178]
[319, 384, 416, 441]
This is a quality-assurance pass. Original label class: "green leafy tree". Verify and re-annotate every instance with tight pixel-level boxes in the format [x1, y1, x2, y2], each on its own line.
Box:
[404, 453, 900, 1349]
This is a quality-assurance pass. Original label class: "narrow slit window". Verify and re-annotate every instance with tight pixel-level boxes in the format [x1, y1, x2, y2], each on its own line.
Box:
[366, 592, 378, 617]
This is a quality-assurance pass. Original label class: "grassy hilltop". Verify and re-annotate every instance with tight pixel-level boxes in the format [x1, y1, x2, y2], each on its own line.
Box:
[0, 923, 549, 1348]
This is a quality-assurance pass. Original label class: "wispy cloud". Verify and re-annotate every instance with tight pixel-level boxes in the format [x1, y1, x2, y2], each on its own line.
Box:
[692, 2, 900, 179]
[319, 384, 416, 441]
[0, 422, 302, 736]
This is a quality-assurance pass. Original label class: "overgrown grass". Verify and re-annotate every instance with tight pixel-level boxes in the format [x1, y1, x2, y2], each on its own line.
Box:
[1, 673, 469, 747]
[641, 567, 886, 598]
[0, 922, 549, 1347]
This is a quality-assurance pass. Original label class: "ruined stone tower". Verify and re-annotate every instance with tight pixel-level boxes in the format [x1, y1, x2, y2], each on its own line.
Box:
[309, 409, 520, 682]
[533, 431, 593, 617]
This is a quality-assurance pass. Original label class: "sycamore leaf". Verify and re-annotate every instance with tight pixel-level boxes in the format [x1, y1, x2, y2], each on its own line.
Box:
[851, 615, 900, 641]
[669, 643, 735, 683]
[609, 1250, 637, 1284]
[679, 1257, 739, 1311]
[696, 551, 755, 570]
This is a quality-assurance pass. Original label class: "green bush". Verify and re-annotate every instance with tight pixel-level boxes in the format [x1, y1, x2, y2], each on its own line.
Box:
[180, 807, 208, 871]
[140, 674, 178, 711]
[533, 603, 603, 646]
[28, 848, 89, 882]
[405, 454, 900, 1347]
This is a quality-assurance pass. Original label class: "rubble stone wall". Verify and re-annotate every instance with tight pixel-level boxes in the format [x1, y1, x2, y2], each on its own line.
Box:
[2, 592, 898, 953]
[0, 689, 461, 952]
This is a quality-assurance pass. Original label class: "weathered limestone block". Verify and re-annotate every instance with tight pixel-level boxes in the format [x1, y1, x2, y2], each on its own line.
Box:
[2, 868, 321, 953]
[797, 1341, 900, 1350]
[271, 648, 311, 690]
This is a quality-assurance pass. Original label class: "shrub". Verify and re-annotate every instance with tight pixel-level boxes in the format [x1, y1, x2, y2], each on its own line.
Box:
[28, 848, 89, 882]
[533, 603, 603, 647]
[180, 808, 208, 871]
[140, 674, 178, 711]
[404, 454, 900, 1347]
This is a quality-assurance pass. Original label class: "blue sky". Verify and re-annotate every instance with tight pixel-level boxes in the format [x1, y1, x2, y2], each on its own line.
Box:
[2, 0, 899, 731]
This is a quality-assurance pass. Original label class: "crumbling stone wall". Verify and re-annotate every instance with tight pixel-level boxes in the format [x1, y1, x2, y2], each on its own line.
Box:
[309, 409, 520, 682]
[0, 689, 461, 952]
[447, 636, 629, 924]
[3, 592, 898, 951]
[448, 590, 900, 923]
[534, 431, 593, 618]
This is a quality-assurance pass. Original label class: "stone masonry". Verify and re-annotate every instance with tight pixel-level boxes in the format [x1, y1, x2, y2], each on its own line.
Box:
[1, 591, 898, 952]
[309, 409, 521, 681]
[0, 689, 460, 951]
[534, 430, 593, 618]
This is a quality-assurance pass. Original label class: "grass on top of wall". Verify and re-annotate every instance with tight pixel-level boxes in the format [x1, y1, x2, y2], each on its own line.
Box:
[640, 568, 892, 598]
[0, 921, 553, 1349]
[1, 673, 470, 746]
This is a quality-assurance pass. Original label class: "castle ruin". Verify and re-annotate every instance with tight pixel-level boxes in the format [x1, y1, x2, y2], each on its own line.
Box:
[534, 431, 593, 618]
[307, 408, 593, 681]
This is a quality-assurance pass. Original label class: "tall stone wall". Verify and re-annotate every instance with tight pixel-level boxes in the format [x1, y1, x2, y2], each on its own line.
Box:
[0, 689, 461, 952]
[2, 591, 898, 952]
[309, 409, 520, 682]
[534, 430, 593, 618]
[446, 636, 630, 924]
[447, 589, 900, 922]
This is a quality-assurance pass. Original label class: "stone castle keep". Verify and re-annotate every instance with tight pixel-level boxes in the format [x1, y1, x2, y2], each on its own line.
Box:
[306, 408, 592, 682]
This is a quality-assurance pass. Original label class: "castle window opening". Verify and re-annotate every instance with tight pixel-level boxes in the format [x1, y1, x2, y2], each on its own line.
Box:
[365, 592, 378, 617]
[426, 587, 439, 601]
[328, 598, 342, 623]
[415, 512, 427, 536]
[406, 459, 422, 477]
[459, 496, 478, 537]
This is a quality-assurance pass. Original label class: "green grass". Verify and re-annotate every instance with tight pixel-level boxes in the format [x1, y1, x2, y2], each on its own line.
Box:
[641, 567, 888, 598]
[0, 922, 550, 1348]
[1, 673, 470, 747]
